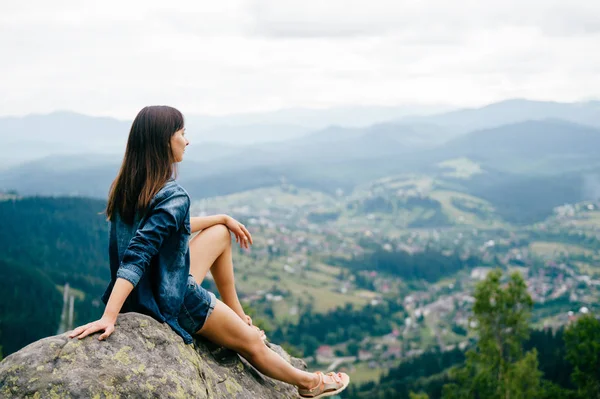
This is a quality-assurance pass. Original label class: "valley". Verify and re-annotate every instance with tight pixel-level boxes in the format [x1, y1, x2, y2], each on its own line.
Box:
[2, 100, 600, 396]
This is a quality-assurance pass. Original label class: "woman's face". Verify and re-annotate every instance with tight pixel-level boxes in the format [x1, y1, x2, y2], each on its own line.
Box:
[170, 128, 189, 163]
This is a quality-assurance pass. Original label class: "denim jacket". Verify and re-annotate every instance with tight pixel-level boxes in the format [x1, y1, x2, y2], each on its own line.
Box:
[101, 178, 194, 344]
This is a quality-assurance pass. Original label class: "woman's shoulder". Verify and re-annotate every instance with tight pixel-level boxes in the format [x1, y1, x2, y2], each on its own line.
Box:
[154, 179, 190, 204]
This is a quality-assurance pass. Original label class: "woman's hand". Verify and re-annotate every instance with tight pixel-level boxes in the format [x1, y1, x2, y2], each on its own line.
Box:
[224, 216, 253, 249]
[68, 315, 116, 341]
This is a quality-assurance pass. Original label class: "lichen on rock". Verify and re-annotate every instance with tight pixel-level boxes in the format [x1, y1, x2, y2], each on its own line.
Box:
[0, 313, 306, 398]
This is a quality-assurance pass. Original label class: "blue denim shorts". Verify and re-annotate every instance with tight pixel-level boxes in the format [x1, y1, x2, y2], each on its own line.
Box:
[178, 274, 217, 335]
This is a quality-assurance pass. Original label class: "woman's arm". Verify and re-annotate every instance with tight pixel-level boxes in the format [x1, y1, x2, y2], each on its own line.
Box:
[69, 278, 133, 340]
[191, 214, 254, 249]
[118, 191, 189, 287]
[70, 189, 190, 341]
[103, 278, 134, 322]
[190, 214, 227, 234]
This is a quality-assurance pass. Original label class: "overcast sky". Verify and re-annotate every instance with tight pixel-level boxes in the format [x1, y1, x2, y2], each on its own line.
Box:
[1, 0, 599, 118]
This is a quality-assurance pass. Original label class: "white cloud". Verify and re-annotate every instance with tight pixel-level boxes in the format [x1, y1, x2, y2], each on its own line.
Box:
[0, 0, 599, 118]
[248, 0, 600, 38]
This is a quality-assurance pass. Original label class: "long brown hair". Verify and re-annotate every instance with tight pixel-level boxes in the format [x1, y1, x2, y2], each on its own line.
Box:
[106, 106, 184, 224]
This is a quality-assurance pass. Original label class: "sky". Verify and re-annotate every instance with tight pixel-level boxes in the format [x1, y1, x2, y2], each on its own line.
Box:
[1, 0, 599, 118]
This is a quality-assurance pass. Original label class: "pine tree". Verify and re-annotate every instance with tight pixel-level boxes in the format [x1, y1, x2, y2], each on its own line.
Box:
[564, 315, 600, 399]
[442, 269, 542, 399]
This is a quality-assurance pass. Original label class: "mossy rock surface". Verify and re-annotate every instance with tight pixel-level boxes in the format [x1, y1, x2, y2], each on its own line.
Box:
[0, 313, 306, 398]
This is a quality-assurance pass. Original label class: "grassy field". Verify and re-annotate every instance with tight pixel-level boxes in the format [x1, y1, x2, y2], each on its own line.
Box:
[336, 174, 510, 231]
[429, 190, 504, 228]
[437, 157, 484, 179]
[235, 258, 372, 317]
[56, 284, 86, 301]
[529, 241, 596, 258]
[194, 186, 336, 210]
[347, 362, 384, 385]
[281, 279, 370, 312]
[573, 261, 600, 277]
[571, 212, 600, 227]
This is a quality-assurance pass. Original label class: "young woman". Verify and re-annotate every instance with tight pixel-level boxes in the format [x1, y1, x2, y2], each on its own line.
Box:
[68, 106, 349, 398]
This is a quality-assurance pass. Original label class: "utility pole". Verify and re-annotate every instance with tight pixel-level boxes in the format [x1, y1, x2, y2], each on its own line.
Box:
[68, 295, 75, 331]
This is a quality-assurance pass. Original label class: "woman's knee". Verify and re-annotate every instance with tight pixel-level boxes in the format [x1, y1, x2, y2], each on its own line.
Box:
[203, 224, 231, 246]
[239, 332, 267, 359]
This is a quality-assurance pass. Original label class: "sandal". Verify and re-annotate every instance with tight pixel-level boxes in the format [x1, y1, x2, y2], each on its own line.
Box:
[298, 371, 350, 398]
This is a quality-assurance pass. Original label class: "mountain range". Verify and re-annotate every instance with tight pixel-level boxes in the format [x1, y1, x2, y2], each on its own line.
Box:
[1, 99, 600, 218]
[0, 104, 449, 169]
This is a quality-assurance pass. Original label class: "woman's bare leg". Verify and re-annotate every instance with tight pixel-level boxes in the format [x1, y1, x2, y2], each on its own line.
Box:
[197, 299, 319, 389]
[189, 224, 246, 320]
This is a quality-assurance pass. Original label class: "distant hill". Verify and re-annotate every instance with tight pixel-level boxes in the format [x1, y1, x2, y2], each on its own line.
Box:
[0, 112, 130, 168]
[3, 103, 600, 207]
[177, 122, 448, 181]
[0, 104, 448, 168]
[0, 154, 214, 198]
[187, 123, 312, 145]
[2, 99, 597, 169]
[4, 118, 600, 210]
[457, 168, 594, 224]
[295, 122, 447, 145]
[399, 99, 600, 133]
[0, 111, 252, 170]
[436, 119, 600, 174]
[0, 120, 440, 197]
[185, 104, 450, 131]
[0, 155, 120, 198]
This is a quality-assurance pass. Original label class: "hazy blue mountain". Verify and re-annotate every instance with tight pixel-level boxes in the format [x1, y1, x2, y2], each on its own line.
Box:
[279, 123, 444, 161]
[0, 158, 119, 198]
[181, 104, 452, 144]
[295, 122, 447, 145]
[185, 104, 451, 130]
[186, 122, 447, 173]
[0, 154, 213, 198]
[188, 123, 312, 145]
[0, 104, 448, 168]
[457, 166, 599, 224]
[0, 111, 130, 169]
[4, 100, 600, 200]
[5, 118, 600, 199]
[7, 153, 122, 173]
[181, 142, 246, 163]
[0, 112, 261, 168]
[434, 119, 600, 174]
[399, 99, 600, 133]
[3, 99, 597, 170]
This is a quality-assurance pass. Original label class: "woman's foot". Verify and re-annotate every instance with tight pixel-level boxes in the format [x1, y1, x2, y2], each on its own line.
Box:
[298, 371, 350, 398]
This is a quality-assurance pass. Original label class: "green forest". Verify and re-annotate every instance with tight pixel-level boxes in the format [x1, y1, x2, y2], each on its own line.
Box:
[342, 270, 600, 399]
[272, 300, 405, 357]
[0, 197, 109, 356]
[2, 196, 600, 399]
[334, 248, 480, 282]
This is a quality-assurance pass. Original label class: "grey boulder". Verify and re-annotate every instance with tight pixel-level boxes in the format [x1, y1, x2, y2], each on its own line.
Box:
[0, 312, 306, 398]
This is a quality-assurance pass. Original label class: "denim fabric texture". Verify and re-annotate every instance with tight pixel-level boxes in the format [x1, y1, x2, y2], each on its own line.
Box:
[178, 274, 217, 335]
[101, 178, 196, 344]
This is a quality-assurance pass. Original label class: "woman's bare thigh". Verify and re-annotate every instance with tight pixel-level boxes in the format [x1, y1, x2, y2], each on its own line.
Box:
[188, 225, 230, 284]
[196, 298, 261, 355]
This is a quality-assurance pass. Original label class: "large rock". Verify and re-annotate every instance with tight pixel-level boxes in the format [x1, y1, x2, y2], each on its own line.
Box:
[0, 313, 306, 398]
